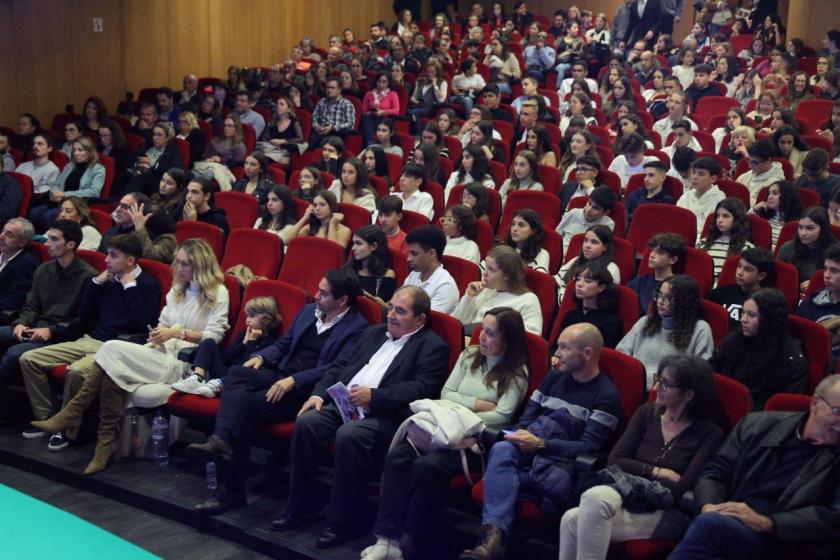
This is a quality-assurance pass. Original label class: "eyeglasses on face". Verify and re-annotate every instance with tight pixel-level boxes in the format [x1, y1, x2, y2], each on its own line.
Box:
[653, 373, 681, 391]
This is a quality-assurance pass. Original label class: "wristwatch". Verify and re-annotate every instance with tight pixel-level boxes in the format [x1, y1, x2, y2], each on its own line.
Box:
[536, 438, 547, 453]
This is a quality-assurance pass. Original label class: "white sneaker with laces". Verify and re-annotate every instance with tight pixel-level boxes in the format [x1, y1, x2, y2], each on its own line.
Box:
[198, 378, 223, 398]
[171, 374, 204, 395]
[361, 537, 403, 559]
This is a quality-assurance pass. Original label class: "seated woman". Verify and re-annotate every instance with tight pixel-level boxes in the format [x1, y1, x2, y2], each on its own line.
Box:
[175, 111, 207, 166]
[361, 145, 392, 190]
[346, 225, 397, 306]
[54, 196, 102, 251]
[409, 142, 444, 186]
[612, 114, 654, 153]
[313, 136, 346, 177]
[557, 262, 624, 348]
[500, 209, 549, 272]
[721, 125, 754, 179]
[232, 151, 275, 207]
[295, 165, 325, 202]
[407, 61, 449, 134]
[559, 92, 597, 135]
[445, 144, 496, 202]
[32, 239, 230, 474]
[59, 121, 83, 158]
[460, 181, 491, 222]
[711, 108, 747, 154]
[339, 69, 363, 100]
[772, 124, 810, 177]
[750, 180, 803, 249]
[453, 245, 543, 335]
[193, 115, 247, 192]
[498, 149, 544, 204]
[179, 177, 230, 238]
[254, 185, 298, 244]
[361, 73, 400, 146]
[328, 157, 378, 213]
[698, 198, 755, 286]
[259, 96, 304, 165]
[556, 225, 620, 301]
[617, 275, 714, 388]
[559, 129, 598, 182]
[288, 189, 352, 248]
[710, 287, 808, 410]
[441, 204, 481, 265]
[82, 96, 107, 134]
[124, 122, 181, 196]
[462, 118, 504, 163]
[369, 118, 404, 158]
[172, 296, 280, 398]
[777, 206, 835, 292]
[417, 121, 452, 160]
[97, 119, 134, 195]
[526, 125, 557, 167]
[435, 109, 461, 139]
[30, 137, 106, 230]
[559, 355, 723, 560]
[367, 308, 528, 560]
[150, 167, 190, 222]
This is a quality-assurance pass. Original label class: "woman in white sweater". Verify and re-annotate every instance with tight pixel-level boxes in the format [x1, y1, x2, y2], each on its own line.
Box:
[33, 239, 230, 474]
[616, 275, 714, 389]
[365, 307, 529, 560]
[442, 204, 481, 265]
[453, 245, 543, 335]
[328, 157, 378, 213]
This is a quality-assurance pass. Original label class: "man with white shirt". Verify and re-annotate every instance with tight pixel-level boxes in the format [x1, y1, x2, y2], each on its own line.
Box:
[652, 91, 697, 141]
[402, 225, 460, 313]
[396, 164, 434, 221]
[608, 132, 659, 191]
[558, 61, 598, 105]
[662, 119, 703, 160]
[271, 286, 448, 549]
[736, 139, 787, 205]
[677, 156, 726, 238]
[451, 57, 487, 118]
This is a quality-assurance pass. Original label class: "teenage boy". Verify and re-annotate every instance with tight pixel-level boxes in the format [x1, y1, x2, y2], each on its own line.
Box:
[607, 132, 659, 191]
[403, 225, 459, 313]
[707, 247, 775, 330]
[677, 156, 726, 240]
[797, 244, 840, 354]
[558, 155, 602, 210]
[396, 163, 434, 221]
[628, 233, 686, 316]
[684, 64, 719, 112]
[556, 186, 616, 252]
[795, 149, 840, 206]
[20, 233, 160, 448]
[667, 146, 696, 193]
[624, 161, 676, 223]
[662, 119, 702, 159]
[377, 195, 408, 256]
[735, 139, 786, 205]
[558, 61, 598, 101]
[181, 177, 230, 237]
[481, 85, 513, 123]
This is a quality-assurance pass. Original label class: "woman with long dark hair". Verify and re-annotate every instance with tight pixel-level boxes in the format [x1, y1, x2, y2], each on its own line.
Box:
[777, 206, 836, 290]
[445, 144, 496, 201]
[232, 152, 275, 206]
[150, 167, 190, 221]
[617, 275, 714, 388]
[288, 189, 351, 248]
[346, 225, 396, 304]
[750, 180, 803, 249]
[526, 125, 557, 167]
[710, 288, 808, 409]
[361, 146, 392, 189]
[254, 185, 298, 244]
[698, 198, 755, 285]
[557, 262, 623, 348]
[328, 157, 378, 213]
[410, 142, 444, 185]
[556, 225, 620, 300]
[503, 209, 548, 272]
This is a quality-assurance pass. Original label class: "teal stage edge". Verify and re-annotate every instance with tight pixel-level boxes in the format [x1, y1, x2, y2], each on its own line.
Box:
[0, 484, 159, 559]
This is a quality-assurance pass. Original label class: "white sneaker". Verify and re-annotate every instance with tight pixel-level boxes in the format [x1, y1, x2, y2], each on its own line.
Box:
[361, 538, 403, 560]
[197, 378, 223, 398]
[171, 374, 204, 395]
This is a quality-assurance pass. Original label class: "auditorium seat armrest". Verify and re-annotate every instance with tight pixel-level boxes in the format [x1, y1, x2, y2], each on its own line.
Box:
[574, 454, 605, 472]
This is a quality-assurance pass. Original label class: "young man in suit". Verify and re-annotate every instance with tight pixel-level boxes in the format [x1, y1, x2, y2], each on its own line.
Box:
[188, 268, 369, 513]
[272, 285, 449, 549]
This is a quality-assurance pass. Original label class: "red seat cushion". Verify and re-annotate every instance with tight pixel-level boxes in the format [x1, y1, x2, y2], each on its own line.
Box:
[263, 421, 295, 439]
[167, 393, 220, 419]
[49, 365, 68, 382]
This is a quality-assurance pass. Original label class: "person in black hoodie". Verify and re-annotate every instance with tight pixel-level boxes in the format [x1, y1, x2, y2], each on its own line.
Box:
[710, 287, 808, 410]
[179, 176, 229, 238]
[557, 261, 624, 348]
[797, 243, 840, 355]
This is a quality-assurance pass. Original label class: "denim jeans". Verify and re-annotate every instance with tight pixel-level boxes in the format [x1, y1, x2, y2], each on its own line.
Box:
[480, 440, 532, 533]
[667, 511, 771, 560]
[0, 325, 48, 389]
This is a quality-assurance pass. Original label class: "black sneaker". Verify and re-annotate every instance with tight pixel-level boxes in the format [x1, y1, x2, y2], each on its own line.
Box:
[48, 432, 70, 451]
[22, 427, 47, 439]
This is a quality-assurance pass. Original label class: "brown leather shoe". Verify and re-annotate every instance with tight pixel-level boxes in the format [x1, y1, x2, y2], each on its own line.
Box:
[458, 525, 505, 560]
[194, 489, 247, 514]
[187, 435, 233, 461]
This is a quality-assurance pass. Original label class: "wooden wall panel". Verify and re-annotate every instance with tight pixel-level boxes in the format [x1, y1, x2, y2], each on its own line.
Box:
[0, 1, 18, 130]
[787, 0, 840, 53]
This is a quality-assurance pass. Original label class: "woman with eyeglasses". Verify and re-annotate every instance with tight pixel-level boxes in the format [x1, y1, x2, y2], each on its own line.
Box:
[617, 275, 714, 389]
[710, 288, 808, 410]
[441, 204, 481, 265]
[559, 355, 723, 560]
[124, 122, 181, 197]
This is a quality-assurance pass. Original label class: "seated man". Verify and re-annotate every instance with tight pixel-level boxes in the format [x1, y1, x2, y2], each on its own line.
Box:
[652, 91, 698, 141]
[558, 61, 598, 107]
[97, 192, 152, 252]
[0, 155, 22, 225]
[684, 63, 719, 113]
[156, 87, 180, 123]
[180, 177, 230, 238]
[15, 133, 59, 209]
[625, 160, 676, 223]
[794, 148, 840, 207]
[662, 119, 703, 160]
[735, 140, 786, 206]
[707, 247, 775, 331]
[0, 220, 96, 392]
[669, 373, 840, 559]
[0, 218, 39, 323]
[187, 269, 369, 513]
[231, 91, 266, 139]
[608, 132, 659, 191]
[20, 233, 160, 448]
[556, 186, 616, 253]
[677, 156, 725, 241]
[797, 244, 840, 354]
[627, 233, 685, 316]
[403, 225, 459, 313]
[481, 85, 514, 123]
[132, 103, 160, 144]
[459, 323, 622, 559]
[310, 77, 357, 149]
[271, 286, 448, 549]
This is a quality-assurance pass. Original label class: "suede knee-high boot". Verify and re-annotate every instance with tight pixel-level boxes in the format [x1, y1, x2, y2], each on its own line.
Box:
[84, 374, 125, 475]
[32, 364, 105, 437]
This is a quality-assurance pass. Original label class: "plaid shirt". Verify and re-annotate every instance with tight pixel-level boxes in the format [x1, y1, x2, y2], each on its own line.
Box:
[312, 96, 356, 132]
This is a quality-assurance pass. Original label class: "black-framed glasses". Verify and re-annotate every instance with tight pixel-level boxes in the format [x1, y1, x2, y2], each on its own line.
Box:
[653, 374, 681, 391]
[652, 290, 674, 303]
[818, 395, 840, 416]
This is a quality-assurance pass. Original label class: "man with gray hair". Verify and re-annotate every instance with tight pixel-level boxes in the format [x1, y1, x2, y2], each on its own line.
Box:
[670, 374, 840, 560]
[0, 217, 38, 321]
[178, 74, 199, 105]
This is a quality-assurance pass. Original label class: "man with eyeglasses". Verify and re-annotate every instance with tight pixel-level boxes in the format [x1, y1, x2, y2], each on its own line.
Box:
[0, 218, 38, 322]
[669, 373, 840, 560]
[97, 192, 151, 252]
[310, 77, 356, 149]
[559, 155, 603, 210]
[794, 149, 840, 207]
[735, 139, 786, 206]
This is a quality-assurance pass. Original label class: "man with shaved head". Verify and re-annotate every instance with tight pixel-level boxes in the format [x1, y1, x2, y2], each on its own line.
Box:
[461, 323, 623, 560]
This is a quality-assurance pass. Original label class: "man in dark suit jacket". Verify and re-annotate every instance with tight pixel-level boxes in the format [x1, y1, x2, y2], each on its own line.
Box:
[0, 218, 39, 324]
[189, 269, 369, 513]
[627, 0, 662, 48]
[272, 285, 449, 549]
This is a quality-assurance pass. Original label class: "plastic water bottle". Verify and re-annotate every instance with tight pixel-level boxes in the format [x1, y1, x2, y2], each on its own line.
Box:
[151, 411, 169, 466]
[206, 461, 218, 491]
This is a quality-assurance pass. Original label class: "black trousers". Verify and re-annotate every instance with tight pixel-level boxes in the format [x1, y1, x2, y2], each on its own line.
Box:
[287, 404, 397, 530]
[374, 441, 480, 540]
[214, 365, 304, 490]
[192, 339, 228, 380]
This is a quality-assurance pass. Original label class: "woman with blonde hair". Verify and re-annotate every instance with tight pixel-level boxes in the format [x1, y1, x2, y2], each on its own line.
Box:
[175, 111, 206, 165]
[54, 195, 102, 251]
[721, 125, 755, 178]
[32, 238, 230, 474]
